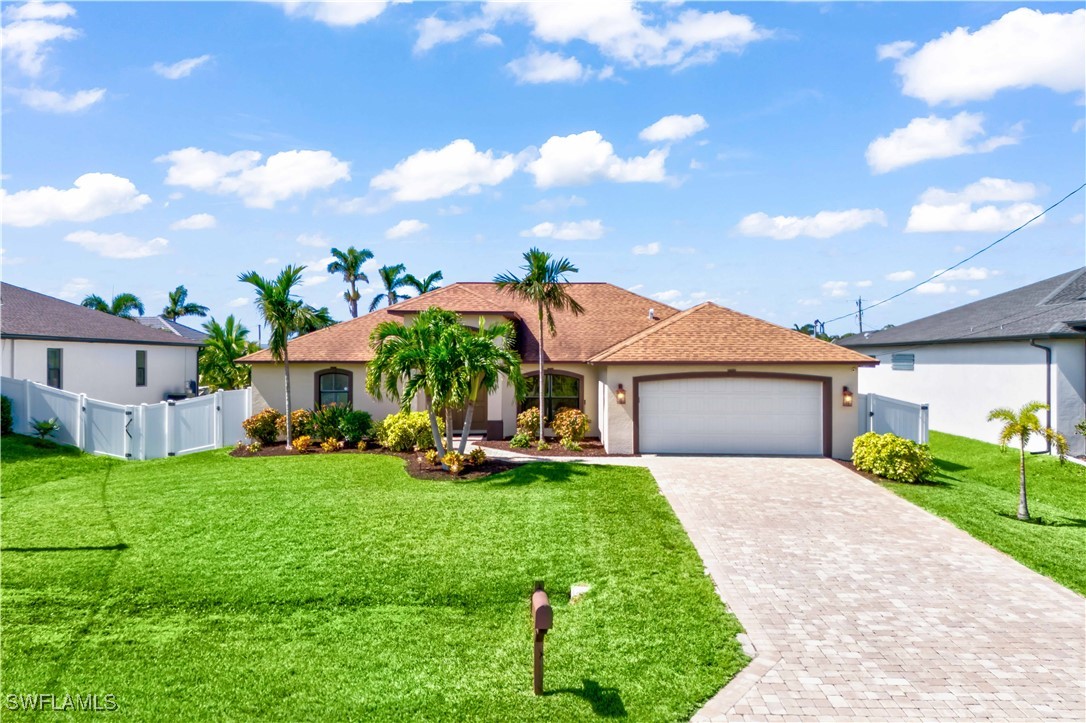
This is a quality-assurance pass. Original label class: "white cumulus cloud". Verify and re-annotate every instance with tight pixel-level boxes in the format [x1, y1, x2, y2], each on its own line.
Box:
[153, 54, 212, 79]
[296, 232, 331, 248]
[520, 219, 605, 241]
[1, 173, 150, 227]
[935, 266, 999, 281]
[386, 219, 429, 239]
[821, 281, 849, 298]
[64, 230, 169, 259]
[170, 213, 216, 230]
[12, 87, 104, 113]
[275, 1, 387, 27]
[639, 113, 708, 142]
[506, 50, 589, 84]
[736, 208, 887, 240]
[652, 289, 682, 302]
[885, 270, 916, 282]
[370, 139, 517, 202]
[866, 112, 1019, 174]
[906, 178, 1043, 233]
[632, 242, 660, 255]
[1, 1, 79, 77]
[527, 130, 668, 188]
[916, 282, 954, 295]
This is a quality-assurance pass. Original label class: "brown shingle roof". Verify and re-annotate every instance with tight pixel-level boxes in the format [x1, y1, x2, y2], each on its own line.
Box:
[588, 302, 878, 366]
[0, 282, 202, 347]
[390, 284, 519, 316]
[238, 307, 399, 363]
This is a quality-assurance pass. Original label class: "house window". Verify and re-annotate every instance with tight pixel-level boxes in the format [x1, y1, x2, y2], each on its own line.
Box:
[316, 370, 351, 407]
[891, 353, 915, 371]
[46, 348, 62, 389]
[522, 372, 581, 420]
[136, 350, 147, 387]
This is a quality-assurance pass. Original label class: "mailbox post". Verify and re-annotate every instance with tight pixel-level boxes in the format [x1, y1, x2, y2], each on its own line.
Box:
[531, 580, 552, 695]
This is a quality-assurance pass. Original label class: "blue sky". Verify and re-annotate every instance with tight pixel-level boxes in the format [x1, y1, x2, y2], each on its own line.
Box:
[2, 1, 1084, 339]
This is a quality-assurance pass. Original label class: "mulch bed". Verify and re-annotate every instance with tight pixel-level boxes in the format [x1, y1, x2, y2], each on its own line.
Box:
[229, 442, 521, 481]
[474, 438, 634, 458]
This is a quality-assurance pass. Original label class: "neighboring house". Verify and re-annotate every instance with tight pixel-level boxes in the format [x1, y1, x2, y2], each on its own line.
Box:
[137, 315, 209, 344]
[241, 282, 876, 458]
[842, 268, 1086, 455]
[0, 283, 202, 405]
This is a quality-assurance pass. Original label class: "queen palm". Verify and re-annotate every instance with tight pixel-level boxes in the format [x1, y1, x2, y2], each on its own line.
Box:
[368, 264, 412, 312]
[494, 248, 584, 440]
[404, 270, 444, 295]
[81, 292, 145, 319]
[238, 265, 328, 448]
[162, 285, 210, 321]
[199, 315, 260, 391]
[987, 401, 1068, 520]
[327, 246, 373, 318]
[451, 319, 525, 454]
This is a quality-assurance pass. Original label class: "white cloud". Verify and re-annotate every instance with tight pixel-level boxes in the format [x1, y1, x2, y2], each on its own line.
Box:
[866, 112, 1019, 174]
[525, 195, 587, 213]
[370, 139, 517, 202]
[228, 297, 249, 308]
[506, 50, 589, 84]
[299, 255, 335, 287]
[885, 270, 916, 282]
[916, 282, 954, 295]
[965, 289, 981, 297]
[1, 1, 79, 77]
[821, 281, 849, 298]
[639, 113, 708, 142]
[386, 219, 429, 239]
[170, 213, 216, 230]
[520, 219, 605, 241]
[906, 178, 1044, 233]
[1073, 119, 1085, 133]
[13, 87, 104, 112]
[477, 32, 502, 47]
[632, 242, 660, 255]
[527, 130, 668, 188]
[627, 283, 644, 292]
[689, 159, 704, 170]
[55, 276, 94, 300]
[296, 232, 331, 248]
[153, 54, 212, 79]
[876, 40, 915, 61]
[263, 257, 279, 265]
[935, 266, 999, 281]
[855, 280, 873, 288]
[736, 208, 887, 240]
[652, 289, 682, 302]
[884, 8, 1085, 105]
[276, 1, 387, 27]
[1, 173, 150, 227]
[438, 204, 468, 216]
[64, 230, 168, 259]
[158, 147, 350, 208]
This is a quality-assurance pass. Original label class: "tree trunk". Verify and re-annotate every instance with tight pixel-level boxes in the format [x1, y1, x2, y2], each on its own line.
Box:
[426, 396, 446, 457]
[349, 281, 358, 318]
[1017, 439, 1030, 520]
[538, 303, 545, 441]
[283, 346, 293, 449]
[458, 377, 480, 455]
[445, 406, 454, 456]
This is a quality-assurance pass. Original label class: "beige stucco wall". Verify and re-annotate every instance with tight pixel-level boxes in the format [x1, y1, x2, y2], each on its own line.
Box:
[250, 362, 402, 421]
[596, 363, 862, 459]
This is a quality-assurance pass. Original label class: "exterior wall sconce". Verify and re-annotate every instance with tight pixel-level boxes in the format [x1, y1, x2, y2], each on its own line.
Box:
[616, 384, 627, 405]
[842, 386, 854, 407]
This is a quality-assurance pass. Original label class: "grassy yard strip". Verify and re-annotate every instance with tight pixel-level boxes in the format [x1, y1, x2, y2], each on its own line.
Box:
[880, 431, 1086, 595]
[1, 436, 745, 720]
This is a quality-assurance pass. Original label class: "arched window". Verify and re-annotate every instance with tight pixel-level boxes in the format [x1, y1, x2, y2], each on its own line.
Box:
[521, 372, 581, 421]
[315, 369, 352, 408]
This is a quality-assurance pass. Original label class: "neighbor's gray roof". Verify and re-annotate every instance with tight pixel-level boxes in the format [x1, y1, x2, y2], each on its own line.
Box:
[842, 268, 1086, 348]
[137, 315, 208, 342]
[0, 283, 203, 347]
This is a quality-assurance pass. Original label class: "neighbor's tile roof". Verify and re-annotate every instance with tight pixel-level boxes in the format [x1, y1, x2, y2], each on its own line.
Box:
[238, 308, 399, 363]
[589, 302, 878, 365]
[0, 282, 202, 347]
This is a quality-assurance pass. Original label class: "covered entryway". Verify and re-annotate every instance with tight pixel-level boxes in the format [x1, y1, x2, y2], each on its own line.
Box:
[636, 374, 827, 455]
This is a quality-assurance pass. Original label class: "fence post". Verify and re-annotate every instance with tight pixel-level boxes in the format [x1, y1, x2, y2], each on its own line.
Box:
[920, 404, 929, 445]
[77, 393, 87, 451]
[215, 390, 224, 449]
[165, 401, 174, 457]
[23, 379, 32, 435]
[867, 394, 876, 433]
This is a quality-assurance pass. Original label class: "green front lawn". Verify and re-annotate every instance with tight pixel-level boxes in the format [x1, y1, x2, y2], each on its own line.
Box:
[0, 435, 744, 721]
[881, 431, 1086, 595]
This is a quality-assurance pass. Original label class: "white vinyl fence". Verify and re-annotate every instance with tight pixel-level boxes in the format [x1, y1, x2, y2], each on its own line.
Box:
[1, 377, 251, 460]
[858, 392, 929, 445]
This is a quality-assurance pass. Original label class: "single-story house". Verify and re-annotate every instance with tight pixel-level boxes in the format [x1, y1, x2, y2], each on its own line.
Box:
[842, 268, 1086, 455]
[241, 282, 876, 458]
[0, 282, 202, 405]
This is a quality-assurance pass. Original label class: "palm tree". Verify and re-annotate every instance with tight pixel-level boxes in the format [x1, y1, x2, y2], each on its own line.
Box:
[199, 315, 260, 391]
[81, 292, 145, 319]
[451, 319, 525, 454]
[368, 264, 412, 312]
[987, 401, 1068, 520]
[327, 246, 373, 318]
[494, 248, 585, 440]
[404, 270, 444, 295]
[296, 305, 336, 335]
[238, 265, 329, 448]
[162, 285, 210, 321]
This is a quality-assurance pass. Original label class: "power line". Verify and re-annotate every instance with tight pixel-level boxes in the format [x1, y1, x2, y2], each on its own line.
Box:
[821, 182, 1086, 328]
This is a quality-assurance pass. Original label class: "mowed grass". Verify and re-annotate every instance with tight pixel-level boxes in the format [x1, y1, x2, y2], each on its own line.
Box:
[881, 431, 1086, 595]
[0, 435, 745, 721]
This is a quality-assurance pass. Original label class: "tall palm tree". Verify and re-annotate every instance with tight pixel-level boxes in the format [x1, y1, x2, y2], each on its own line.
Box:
[238, 265, 328, 448]
[368, 264, 412, 312]
[327, 246, 373, 318]
[494, 248, 584, 440]
[451, 319, 525, 454]
[81, 292, 145, 319]
[404, 270, 444, 295]
[987, 401, 1068, 520]
[162, 285, 210, 321]
[296, 305, 336, 335]
[199, 315, 260, 390]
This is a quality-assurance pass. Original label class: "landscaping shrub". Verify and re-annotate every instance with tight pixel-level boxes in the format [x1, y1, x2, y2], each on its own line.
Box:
[293, 435, 313, 453]
[535, 440, 551, 451]
[234, 440, 247, 453]
[243, 408, 283, 444]
[374, 411, 442, 452]
[1076, 418, 1086, 438]
[310, 404, 347, 441]
[852, 431, 936, 483]
[247, 441, 262, 454]
[320, 437, 344, 453]
[509, 432, 532, 449]
[1, 395, 12, 436]
[31, 417, 61, 441]
[356, 440, 368, 451]
[466, 448, 487, 466]
[552, 407, 589, 448]
[425, 449, 441, 467]
[276, 409, 313, 439]
[442, 451, 465, 475]
[339, 410, 373, 444]
[516, 407, 541, 437]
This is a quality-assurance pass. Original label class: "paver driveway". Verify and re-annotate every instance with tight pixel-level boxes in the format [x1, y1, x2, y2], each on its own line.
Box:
[640, 456, 1086, 722]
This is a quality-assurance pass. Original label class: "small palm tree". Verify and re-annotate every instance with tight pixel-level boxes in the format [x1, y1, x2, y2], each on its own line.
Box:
[81, 292, 145, 319]
[451, 319, 526, 454]
[238, 266, 329, 448]
[494, 248, 584, 440]
[404, 270, 444, 295]
[162, 285, 210, 321]
[368, 264, 412, 312]
[327, 246, 374, 318]
[987, 401, 1068, 520]
[199, 315, 260, 390]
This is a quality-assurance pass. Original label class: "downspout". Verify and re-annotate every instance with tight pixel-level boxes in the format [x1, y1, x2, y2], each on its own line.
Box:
[1029, 339, 1052, 453]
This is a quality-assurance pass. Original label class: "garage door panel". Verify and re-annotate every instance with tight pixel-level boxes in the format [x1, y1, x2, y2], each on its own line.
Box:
[638, 377, 823, 456]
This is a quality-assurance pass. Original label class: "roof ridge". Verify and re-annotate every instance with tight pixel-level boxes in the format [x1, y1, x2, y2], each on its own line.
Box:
[588, 302, 709, 362]
[1037, 268, 1086, 306]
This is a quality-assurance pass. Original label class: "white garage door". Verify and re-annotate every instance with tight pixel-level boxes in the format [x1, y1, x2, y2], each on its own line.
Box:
[638, 377, 824, 455]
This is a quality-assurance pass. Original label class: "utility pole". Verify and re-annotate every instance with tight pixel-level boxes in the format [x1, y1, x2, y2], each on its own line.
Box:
[856, 298, 865, 334]
[811, 320, 820, 338]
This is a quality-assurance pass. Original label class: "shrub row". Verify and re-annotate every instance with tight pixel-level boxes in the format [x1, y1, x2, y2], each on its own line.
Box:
[852, 432, 935, 483]
[514, 406, 590, 450]
[242, 404, 373, 446]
